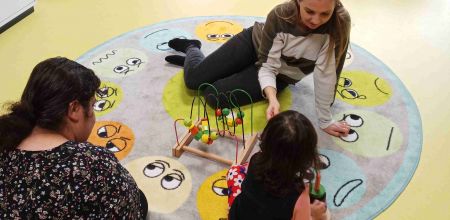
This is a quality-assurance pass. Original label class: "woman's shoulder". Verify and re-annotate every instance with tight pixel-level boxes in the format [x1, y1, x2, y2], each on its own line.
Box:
[63, 140, 109, 153]
[62, 141, 118, 164]
[61, 141, 126, 179]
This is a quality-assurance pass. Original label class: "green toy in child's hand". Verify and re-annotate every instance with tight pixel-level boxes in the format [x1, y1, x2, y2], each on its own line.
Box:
[310, 184, 326, 203]
[310, 171, 326, 203]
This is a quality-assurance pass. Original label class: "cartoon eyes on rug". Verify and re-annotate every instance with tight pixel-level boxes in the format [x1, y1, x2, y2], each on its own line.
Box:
[340, 114, 364, 142]
[339, 77, 352, 87]
[143, 160, 185, 190]
[88, 121, 135, 160]
[126, 57, 143, 66]
[125, 156, 192, 213]
[338, 77, 367, 100]
[341, 129, 359, 142]
[212, 178, 229, 196]
[93, 99, 115, 112]
[333, 110, 403, 157]
[195, 20, 243, 43]
[105, 137, 130, 152]
[161, 174, 184, 190]
[96, 86, 117, 98]
[343, 89, 366, 99]
[144, 161, 165, 177]
[113, 65, 129, 74]
[317, 154, 330, 169]
[89, 48, 148, 78]
[197, 169, 229, 220]
[97, 125, 119, 138]
[206, 33, 234, 40]
[96, 125, 130, 152]
[93, 82, 123, 116]
[212, 187, 229, 196]
[113, 58, 143, 74]
[342, 114, 364, 127]
[336, 71, 393, 106]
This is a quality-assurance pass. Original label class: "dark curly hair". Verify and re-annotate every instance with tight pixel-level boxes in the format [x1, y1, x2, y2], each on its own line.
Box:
[0, 57, 100, 151]
[251, 110, 319, 197]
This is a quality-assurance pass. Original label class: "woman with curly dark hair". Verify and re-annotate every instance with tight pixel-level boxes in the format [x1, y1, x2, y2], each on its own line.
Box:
[0, 57, 147, 219]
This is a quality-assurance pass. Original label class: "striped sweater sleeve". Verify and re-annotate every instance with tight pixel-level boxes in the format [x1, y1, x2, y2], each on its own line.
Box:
[256, 9, 283, 97]
[314, 36, 337, 129]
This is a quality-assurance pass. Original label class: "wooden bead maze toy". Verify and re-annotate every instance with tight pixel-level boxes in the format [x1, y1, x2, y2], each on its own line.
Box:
[172, 83, 258, 166]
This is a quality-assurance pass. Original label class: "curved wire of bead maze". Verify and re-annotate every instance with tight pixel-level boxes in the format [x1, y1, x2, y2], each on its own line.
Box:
[172, 83, 258, 165]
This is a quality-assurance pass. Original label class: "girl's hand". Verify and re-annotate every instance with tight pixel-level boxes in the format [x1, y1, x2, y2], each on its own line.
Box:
[266, 99, 280, 120]
[310, 200, 327, 220]
[322, 121, 350, 137]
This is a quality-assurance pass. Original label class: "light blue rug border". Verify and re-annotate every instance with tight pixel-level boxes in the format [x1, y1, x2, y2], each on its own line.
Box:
[346, 44, 423, 220]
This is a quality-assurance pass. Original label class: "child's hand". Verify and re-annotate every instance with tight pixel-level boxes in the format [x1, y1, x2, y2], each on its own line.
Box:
[310, 200, 327, 220]
[322, 121, 350, 137]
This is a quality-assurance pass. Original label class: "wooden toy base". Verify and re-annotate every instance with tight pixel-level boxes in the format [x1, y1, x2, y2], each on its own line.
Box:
[172, 120, 258, 166]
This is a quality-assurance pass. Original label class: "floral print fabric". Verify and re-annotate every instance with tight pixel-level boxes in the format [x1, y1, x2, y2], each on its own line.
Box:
[0, 141, 144, 219]
[226, 163, 249, 208]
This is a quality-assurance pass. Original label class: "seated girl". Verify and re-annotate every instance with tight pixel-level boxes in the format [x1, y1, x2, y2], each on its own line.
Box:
[227, 110, 328, 220]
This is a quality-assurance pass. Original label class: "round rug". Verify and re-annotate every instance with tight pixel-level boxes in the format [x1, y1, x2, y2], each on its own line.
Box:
[77, 16, 422, 220]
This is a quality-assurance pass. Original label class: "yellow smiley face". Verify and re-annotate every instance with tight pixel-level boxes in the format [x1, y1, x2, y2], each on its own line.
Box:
[125, 156, 193, 214]
[336, 71, 393, 107]
[195, 20, 243, 43]
[197, 169, 229, 220]
[94, 82, 123, 116]
[87, 121, 134, 160]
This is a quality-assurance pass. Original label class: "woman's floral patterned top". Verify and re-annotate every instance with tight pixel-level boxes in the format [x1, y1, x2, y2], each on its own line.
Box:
[0, 141, 145, 219]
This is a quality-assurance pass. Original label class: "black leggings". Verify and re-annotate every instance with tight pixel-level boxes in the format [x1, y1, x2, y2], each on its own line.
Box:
[183, 26, 288, 108]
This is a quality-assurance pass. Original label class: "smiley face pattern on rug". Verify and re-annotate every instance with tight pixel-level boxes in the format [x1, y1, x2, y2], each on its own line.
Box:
[125, 156, 193, 214]
[94, 81, 124, 116]
[77, 16, 422, 220]
[87, 121, 135, 160]
[196, 169, 229, 220]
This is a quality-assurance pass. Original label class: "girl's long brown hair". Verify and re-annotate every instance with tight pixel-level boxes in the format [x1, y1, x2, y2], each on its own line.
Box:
[274, 0, 351, 65]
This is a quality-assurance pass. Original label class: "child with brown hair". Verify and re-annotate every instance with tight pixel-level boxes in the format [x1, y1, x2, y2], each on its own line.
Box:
[227, 110, 329, 220]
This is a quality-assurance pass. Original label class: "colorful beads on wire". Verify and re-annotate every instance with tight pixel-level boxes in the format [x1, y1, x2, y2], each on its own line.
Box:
[183, 118, 216, 145]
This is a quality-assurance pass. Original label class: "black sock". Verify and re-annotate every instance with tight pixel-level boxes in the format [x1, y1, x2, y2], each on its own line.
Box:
[165, 55, 185, 66]
[168, 38, 202, 53]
